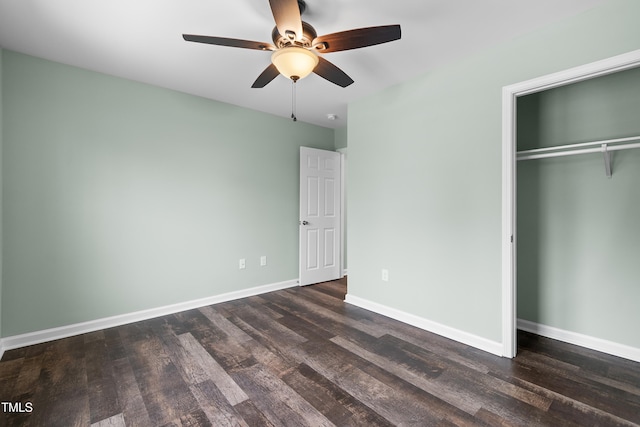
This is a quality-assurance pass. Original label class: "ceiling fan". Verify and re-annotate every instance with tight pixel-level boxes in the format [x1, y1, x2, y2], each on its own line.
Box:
[182, 0, 401, 89]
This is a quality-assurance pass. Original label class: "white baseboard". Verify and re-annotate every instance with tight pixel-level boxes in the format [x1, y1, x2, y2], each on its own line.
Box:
[0, 279, 298, 360]
[518, 319, 640, 363]
[345, 294, 504, 357]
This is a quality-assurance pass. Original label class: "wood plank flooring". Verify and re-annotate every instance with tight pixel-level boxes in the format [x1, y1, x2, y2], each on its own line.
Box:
[1, 277, 639, 426]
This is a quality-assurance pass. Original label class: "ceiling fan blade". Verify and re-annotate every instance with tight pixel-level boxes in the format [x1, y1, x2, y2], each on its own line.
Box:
[269, 0, 303, 40]
[183, 34, 275, 51]
[313, 57, 354, 88]
[313, 25, 401, 53]
[252, 64, 281, 88]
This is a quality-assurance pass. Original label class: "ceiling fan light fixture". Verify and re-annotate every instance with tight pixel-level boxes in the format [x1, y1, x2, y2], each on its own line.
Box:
[271, 46, 319, 80]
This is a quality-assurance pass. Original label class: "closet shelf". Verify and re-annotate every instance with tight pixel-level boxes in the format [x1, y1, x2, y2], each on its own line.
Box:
[516, 135, 640, 178]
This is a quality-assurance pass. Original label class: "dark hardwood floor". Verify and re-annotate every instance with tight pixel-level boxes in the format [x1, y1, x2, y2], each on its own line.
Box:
[1, 277, 639, 426]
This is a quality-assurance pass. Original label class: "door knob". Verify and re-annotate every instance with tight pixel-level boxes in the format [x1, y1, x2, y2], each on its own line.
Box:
[300, 220, 309, 225]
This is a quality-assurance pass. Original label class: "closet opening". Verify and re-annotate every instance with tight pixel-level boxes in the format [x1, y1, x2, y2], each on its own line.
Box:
[501, 49, 640, 360]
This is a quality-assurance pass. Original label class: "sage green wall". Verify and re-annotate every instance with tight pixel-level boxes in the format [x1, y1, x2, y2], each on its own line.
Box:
[1, 50, 334, 337]
[334, 127, 348, 150]
[517, 67, 640, 348]
[348, 0, 640, 344]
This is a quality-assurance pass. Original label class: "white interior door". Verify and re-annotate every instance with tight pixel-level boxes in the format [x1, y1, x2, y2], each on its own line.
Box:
[299, 147, 341, 286]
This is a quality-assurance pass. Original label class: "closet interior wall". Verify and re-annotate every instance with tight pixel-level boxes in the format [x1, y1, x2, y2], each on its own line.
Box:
[516, 66, 640, 351]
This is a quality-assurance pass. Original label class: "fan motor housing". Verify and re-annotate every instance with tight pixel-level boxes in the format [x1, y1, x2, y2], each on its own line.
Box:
[272, 21, 317, 48]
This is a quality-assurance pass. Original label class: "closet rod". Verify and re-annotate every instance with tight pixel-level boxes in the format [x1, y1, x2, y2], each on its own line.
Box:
[517, 137, 640, 161]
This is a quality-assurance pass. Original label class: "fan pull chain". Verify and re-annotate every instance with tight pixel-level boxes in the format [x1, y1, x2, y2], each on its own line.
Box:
[291, 76, 299, 122]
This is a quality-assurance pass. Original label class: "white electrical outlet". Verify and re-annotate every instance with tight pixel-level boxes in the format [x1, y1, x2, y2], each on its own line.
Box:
[260, 256, 267, 266]
[239, 258, 246, 269]
[382, 269, 389, 282]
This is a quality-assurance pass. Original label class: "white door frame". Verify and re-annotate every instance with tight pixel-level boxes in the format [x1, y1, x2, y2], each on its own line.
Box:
[337, 148, 347, 277]
[501, 49, 640, 358]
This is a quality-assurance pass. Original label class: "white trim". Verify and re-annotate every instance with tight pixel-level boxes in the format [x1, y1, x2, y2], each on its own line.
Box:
[345, 294, 503, 357]
[0, 279, 297, 356]
[501, 84, 517, 358]
[337, 147, 347, 279]
[0, 341, 5, 361]
[501, 49, 640, 359]
[518, 319, 640, 363]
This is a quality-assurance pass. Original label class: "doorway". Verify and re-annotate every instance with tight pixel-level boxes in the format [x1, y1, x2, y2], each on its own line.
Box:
[501, 49, 640, 358]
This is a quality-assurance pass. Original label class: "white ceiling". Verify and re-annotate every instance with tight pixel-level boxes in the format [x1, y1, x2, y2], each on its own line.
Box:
[0, 0, 608, 128]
